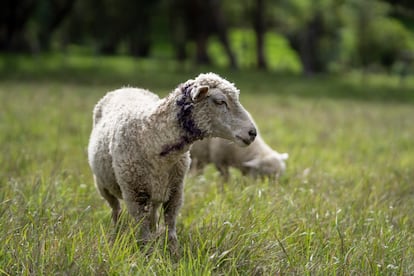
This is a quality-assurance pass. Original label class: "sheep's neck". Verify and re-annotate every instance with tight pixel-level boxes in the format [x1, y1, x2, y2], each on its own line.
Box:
[156, 84, 207, 157]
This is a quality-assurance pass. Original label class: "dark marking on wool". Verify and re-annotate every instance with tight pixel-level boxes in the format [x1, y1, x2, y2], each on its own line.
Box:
[160, 83, 207, 156]
[135, 191, 150, 205]
[160, 135, 191, 156]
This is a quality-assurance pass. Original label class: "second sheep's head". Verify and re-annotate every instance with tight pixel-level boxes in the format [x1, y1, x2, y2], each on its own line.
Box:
[185, 73, 257, 147]
[242, 152, 289, 178]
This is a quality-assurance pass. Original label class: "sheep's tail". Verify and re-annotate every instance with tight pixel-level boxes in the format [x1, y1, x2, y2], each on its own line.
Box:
[92, 92, 112, 126]
[92, 105, 102, 126]
[92, 100, 105, 126]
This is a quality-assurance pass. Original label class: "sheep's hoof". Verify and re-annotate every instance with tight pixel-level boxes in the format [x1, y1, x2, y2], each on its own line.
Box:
[111, 208, 122, 224]
[168, 242, 180, 260]
[167, 235, 181, 260]
[138, 236, 156, 256]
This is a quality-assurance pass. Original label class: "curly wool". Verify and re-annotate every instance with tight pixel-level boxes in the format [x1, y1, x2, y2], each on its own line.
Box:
[87, 72, 253, 254]
[160, 83, 207, 156]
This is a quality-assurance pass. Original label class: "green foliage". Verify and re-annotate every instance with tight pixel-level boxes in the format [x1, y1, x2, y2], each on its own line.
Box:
[371, 17, 414, 62]
[276, 0, 323, 28]
[1, 56, 414, 274]
[208, 29, 302, 73]
[341, 0, 414, 69]
[267, 0, 414, 72]
[3, 0, 414, 74]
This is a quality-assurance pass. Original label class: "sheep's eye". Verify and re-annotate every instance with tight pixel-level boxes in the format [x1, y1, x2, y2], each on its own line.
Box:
[214, 99, 227, 106]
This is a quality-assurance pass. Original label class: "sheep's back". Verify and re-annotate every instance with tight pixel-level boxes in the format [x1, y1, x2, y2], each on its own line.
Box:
[89, 87, 160, 161]
[101, 88, 159, 120]
[210, 138, 252, 165]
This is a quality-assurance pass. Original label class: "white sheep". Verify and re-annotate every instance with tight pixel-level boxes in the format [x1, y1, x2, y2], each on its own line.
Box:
[87, 72, 257, 255]
[190, 133, 288, 180]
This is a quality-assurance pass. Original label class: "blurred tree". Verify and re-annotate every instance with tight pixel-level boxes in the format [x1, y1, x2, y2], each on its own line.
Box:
[252, 0, 267, 69]
[35, 0, 76, 51]
[2, 0, 413, 74]
[169, 0, 237, 68]
[0, 0, 37, 51]
[345, 0, 414, 70]
[273, 0, 342, 75]
[65, 0, 160, 56]
[0, 0, 75, 52]
[385, 0, 414, 10]
[123, 0, 160, 57]
[168, 0, 187, 62]
[225, 0, 272, 70]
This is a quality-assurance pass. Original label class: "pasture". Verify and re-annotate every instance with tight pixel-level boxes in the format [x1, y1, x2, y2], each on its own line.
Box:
[1, 56, 414, 274]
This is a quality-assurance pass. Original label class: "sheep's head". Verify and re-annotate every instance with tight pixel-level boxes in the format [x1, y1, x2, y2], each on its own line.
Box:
[242, 152, 289, 178]
[182, 73, 257, 147]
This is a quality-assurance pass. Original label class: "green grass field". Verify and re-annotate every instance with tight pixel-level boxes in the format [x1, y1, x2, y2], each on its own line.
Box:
[1, 56, 414, 274]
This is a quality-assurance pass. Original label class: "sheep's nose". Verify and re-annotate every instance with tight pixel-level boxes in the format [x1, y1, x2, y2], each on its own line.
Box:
[248, 128, 257, 140]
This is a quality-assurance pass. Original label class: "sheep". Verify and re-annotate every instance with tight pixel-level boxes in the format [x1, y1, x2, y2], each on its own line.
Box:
[87, 72, 257, 255]
[190, 133, 288, 180]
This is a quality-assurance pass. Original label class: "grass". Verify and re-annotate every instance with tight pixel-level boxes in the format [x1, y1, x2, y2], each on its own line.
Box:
[1, 55, 414, 274]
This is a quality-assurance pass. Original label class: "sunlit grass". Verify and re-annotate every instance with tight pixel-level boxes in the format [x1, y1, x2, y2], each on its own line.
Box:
[0, 59, 413, 274]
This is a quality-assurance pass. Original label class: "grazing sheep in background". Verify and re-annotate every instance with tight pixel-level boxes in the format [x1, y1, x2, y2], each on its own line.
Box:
[190, 133, 288, 180]
[87, 72, 257, 255]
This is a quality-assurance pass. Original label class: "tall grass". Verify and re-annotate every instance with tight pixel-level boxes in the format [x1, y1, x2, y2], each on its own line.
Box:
[0, 56, 413, 274]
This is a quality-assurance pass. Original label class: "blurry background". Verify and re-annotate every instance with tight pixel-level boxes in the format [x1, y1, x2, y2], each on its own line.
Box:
[1, 1, 414, 274]
[1, 0, 414, 76]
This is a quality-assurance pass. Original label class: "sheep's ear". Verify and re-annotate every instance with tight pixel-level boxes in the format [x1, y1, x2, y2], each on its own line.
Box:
[191, 86, 209, 102]
[243, 159, 261, 169]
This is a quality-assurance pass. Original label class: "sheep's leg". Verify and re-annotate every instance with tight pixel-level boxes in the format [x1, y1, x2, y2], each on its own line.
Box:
[95, 176, 121, 224]
[216, 164, 229, 181]
[189, 158, 204, 175]
[215, 164, 229, 192]
[163, 198, 181, 256]
[149, 202, 161, 233]
[124, 193, 152, 245]
[163, 180, 184, 257]
[102, 189, 121, 224]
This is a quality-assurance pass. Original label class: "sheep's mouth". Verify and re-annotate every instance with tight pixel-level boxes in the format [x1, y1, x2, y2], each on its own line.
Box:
[236, 135, 252, 146]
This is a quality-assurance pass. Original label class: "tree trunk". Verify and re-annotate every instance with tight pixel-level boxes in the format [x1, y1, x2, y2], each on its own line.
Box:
[212, 0, 238, 69]
[168, 1, 188, 62]
[195, 33, 211, 65]
[37, 0, 76, 51]
[128, 15, 151, 57]
[0, 0, 37, 52]
[253, 0, 267, 70]
[287, 12, 326, 75]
